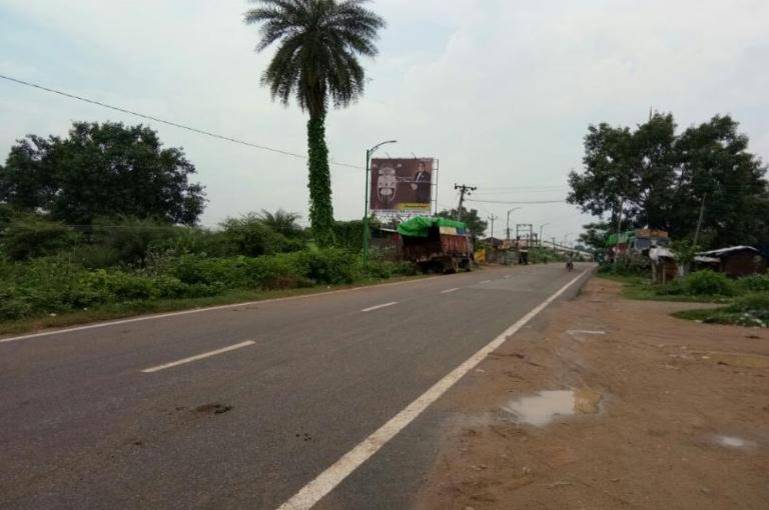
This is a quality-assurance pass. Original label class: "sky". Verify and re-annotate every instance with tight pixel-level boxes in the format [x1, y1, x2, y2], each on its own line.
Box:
[1, 0, 768, 244]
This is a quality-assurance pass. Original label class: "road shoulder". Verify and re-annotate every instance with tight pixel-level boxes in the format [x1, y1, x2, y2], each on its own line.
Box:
[416, 278, 769, 509]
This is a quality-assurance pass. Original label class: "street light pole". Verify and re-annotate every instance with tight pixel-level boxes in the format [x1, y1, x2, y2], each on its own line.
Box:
[506, 207, 521, 241]
[363, 140, 397, 265]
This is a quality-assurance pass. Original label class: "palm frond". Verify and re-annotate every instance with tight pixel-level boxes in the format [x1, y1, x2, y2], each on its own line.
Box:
[244, 0, 385, 116]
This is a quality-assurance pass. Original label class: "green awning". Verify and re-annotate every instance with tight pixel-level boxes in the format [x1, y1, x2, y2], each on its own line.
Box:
[397, 216, 467, 237]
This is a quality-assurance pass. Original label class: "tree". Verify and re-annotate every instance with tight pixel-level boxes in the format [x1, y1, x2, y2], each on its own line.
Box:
[567, 113, 677, 233]
[258, 209, 304, 238]
[0, 122, 206, 225]
[577, 221, 612, 254]
[568, 113, 768, 249]
[245, 0, 386, 246]
[668, 116, 769, 247]
[436, 207, 487, 239]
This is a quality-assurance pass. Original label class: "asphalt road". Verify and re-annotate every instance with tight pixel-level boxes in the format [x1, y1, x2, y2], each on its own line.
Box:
[0, 263, 592, 509]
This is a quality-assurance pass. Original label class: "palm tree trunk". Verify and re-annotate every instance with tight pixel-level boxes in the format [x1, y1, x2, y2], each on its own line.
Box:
[306, 113, 335, 246]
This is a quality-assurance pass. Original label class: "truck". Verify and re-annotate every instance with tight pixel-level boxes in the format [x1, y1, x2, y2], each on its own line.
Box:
[397, 216, 474, 273]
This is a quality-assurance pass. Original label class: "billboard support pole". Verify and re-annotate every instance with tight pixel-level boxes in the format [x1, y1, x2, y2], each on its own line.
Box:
[363, 140, 397, 266]
[433, 159, 440, 216]
[363, 149, 371, 265]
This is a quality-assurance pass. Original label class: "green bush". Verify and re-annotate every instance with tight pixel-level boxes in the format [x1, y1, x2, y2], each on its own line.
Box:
[0, 215, 80, 260]
[71, 244, 123, 268]
[220, 214, 303, 256]
[297, 248, 359, 284]
[681, 270, 736, 296]
[0, 245, 415, 322]
[658, 270, 736, 297]
[598, 256, 650, 277]
[90, 216, 178, 266]
[736, 274, 769, 293]
[363, 259, 418, 279]
[727, 293, 769, 313]
[700, 293, 769, 327]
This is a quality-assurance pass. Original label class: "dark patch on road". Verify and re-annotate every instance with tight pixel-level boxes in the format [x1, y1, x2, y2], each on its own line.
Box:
[194, 403, 233, 415]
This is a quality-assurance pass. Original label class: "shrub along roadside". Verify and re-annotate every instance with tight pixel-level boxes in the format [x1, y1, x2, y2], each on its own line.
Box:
[599, 269, 769, 328]
[0, 249, 418, 323]
[674, 293, 769, 328]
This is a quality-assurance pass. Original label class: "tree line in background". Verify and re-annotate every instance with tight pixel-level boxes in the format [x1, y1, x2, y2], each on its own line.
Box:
[0, 121, 412, 323]
[568, 113, 769, 252]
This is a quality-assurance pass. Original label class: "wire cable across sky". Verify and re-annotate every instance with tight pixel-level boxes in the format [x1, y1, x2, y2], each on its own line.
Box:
[467, 198, 567, 205]
[0, 73, 362, 170]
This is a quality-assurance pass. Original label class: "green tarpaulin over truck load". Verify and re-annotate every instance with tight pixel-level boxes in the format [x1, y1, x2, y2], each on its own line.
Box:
[397, 216, 467, 238]
[606, 231, 635, 247]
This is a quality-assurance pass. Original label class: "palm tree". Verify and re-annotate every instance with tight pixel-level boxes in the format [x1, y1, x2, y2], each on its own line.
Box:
[245, 0, 386, 246]
[258, 208, 303, 237]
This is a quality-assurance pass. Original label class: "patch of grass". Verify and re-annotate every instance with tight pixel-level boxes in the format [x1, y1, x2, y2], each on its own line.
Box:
[672, 293, 769, 328]
[598, 274, 732, 303]
[0, 274, 427, 336]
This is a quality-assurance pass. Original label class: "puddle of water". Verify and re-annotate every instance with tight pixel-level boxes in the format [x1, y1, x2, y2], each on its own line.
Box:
[502, 389, 602, 426]
[715, 435, 756, 449]
[706, 352, 769, 369]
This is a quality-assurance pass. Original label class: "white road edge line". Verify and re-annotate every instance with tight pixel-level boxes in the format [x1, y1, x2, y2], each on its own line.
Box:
[440, 288, 460, 294]
[141, 341, 256, 373]
[0, 275, 448, 344]
[275, 270, 589, 510]
[361, 302, 398, 313]
[479, 280, 491, 284]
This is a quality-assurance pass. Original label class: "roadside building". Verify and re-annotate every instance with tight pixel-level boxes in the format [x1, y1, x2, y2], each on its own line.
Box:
[696, 246, 767, 278]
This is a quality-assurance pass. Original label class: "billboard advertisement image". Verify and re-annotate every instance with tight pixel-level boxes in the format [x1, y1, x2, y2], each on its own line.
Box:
[369, 158, 434, 213]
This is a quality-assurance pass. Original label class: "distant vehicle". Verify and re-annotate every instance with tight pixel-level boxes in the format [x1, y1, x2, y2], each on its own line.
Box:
[398, 216, 473, 273]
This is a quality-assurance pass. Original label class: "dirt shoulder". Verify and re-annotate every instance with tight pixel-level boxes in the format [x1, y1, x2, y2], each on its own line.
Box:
[417, 278, 769, 509]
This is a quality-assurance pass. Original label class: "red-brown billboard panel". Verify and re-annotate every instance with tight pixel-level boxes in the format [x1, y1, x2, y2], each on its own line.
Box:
[369, 158, 433, 213]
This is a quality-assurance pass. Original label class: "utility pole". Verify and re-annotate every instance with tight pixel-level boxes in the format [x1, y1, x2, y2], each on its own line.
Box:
[488, 214, 498, 238]
[693, 193, 707, 248]
[539, 223, 550, 248]
[454, 184, 477, 221]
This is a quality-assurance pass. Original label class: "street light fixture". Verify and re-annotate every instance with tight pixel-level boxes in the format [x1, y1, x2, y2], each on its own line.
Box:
[363, 140, 398, 264]
[506, 207, 521, 241]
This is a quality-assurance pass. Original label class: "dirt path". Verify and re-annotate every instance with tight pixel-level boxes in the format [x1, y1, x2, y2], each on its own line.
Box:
[417, 278, 769, 509]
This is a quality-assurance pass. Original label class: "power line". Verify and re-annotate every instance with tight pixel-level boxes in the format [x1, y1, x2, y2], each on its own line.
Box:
[472, 184, 568, 190]
[467, 198, 566, 205]
[0, 73, 362, 170]
[472, 189, 568, 195]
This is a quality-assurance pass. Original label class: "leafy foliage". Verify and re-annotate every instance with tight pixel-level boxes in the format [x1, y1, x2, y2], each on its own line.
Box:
[736, 274, 769, 293]
[0, 247, 416, 322]
[220, 213, 304, 256]
[568, 113, 769, 248]
[307, 115, 335, 245]
[0, 213, 80, 260]
[658, 270, 736, 297]
[0, 122, 206, 225]
[258, 209, 304, 238]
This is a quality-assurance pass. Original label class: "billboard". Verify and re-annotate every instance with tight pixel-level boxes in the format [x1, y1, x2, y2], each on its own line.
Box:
[369, 158, 434, 213]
